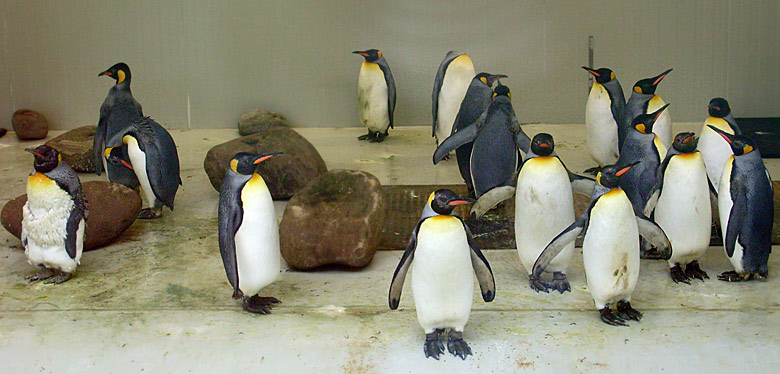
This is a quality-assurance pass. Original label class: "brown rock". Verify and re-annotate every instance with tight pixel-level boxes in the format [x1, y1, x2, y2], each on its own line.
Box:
[238, 109, 287, 136]
[204, 127, 327, 199]
[12, 109, 48, 140]
[1, 181, 141, 251]
[279, 170, 386, 269]
[45, 126, 97, 172]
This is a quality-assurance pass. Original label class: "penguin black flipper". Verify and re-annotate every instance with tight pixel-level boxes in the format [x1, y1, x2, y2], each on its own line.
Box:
[532, 214, 589, 279]
[644, 151, 675, 216]
[218, 184, 245, 297]
[461, 219, 495, 302]
[510, 114, 531, 154]
[138, 118, 180, 209]
[389, 220, 423, 309]
[52, 163, 88, 259]
[556, 155, 596, 196]
[94, 113, 108, 176]
[724, 184, 747, 258]
[431, 51, 464, 136]
[635, 214, 672, 260]
[376, 58, 396, 129]
[433, 121, 480, 164]
[64, 207, 84, 259]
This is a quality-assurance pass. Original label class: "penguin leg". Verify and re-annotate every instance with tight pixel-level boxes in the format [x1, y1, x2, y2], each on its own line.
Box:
[615, 300, 642, 322]
[25, 266, 55, 282]
[242, 295, 281, 314]
[138, 205, 163, 219]
[669, 264, 691, 284]
[44, 270, 73, 284]
[357, 131, 374, 141]
[446, 330, 472, 360]
[528, 274, 549, 293]
[599, 306, 628, 326]
[549, 272, 571, 293]
[370, 131, 388, 143]
[423, 329, 446, 360]
[684, 261, 709, 281]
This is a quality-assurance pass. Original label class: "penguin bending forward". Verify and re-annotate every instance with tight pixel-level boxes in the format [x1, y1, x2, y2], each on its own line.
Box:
[353, 49, 396, 142]
[621, 69, 673, 150]
[219, 152, 284, 313]
[389, 189, 495, 360]
[22, 145, 88, 284]
[432, 51, 475, 147]
[532, 162, 671, 326]
[582, 67, 625, 174]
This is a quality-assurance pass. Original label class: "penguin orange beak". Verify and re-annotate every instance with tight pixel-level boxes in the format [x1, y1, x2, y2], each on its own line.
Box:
[539, 143, 550, 148]
[616, 161, 640, 177]
[352, 51, 369, 57]
[24, 148, 44, 158]
[652, 68, 673, 86]
[448, 198, 475, 206]
[581, 66, 598, 76]
[99, 70, 112, 77]
[652, 103, 670, 122]
[120, 160, 134, 170]
[683, 135, 694, 144]
[707, 125, 733, 144]
[253, 151, 284, 164]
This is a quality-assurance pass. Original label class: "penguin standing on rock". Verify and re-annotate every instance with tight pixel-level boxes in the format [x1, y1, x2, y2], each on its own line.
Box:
[219, 152, 284, 313]
[621, 69, 673, 149]
[353, 49, 396, 142]
[533, 162, 671, 326]
[699, 98, 742, 193]
[21, 145, 88, 284]
[432, 51, 475, 148]
[389, 189, 495, 360]
[708, 126, 773, 282]
[104, 117, 181, 219]
[582, 67, 625, 174]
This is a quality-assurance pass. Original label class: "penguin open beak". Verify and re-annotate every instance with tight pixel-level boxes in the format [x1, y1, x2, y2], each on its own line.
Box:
[652, 68, 673, 86]
[24, 148, 44, 158]
[707, 125, 733, 144]
[683, 134, 696, 144]
[448, 197, 476, 206]
[616, 161, 640, 176]
[253, 151, 284, 164]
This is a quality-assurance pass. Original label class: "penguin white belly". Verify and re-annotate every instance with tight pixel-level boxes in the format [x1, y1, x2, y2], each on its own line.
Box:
[435, 55, 475, 142]
[648, 95, 672, 147]
[125, 138, 156, 208]
[234, 174, 281, 296]
[514, 157, 575, 274]
[582, 190, 639, 309]
[22, 173, 81, 273]
[655, 153, 711, 266]
[585, 84, 619, 166]
[718, 156, 745, 273]
[358, 62, 390, 133]
[411, 216, 473, 333]
[699, 119, 734, 192]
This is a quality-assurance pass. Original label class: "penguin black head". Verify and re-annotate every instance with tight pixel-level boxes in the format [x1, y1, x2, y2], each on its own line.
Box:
[229, 152, 284, 175]
[475, 72, 508, 87]
[352, 49, 382, 62]
[632, 68, 673, 95]
[708, 97, 731, 118]
[429, 189, 474, 215]
[597, 161, 639, 188]
[707, 125, 757, 156]
[531, 133, 554, 156]
[672, 132, 698, 153]
[99, 62, 132, 84]
[104, 146, 134, 170]
[631, 103, 670, 134]
[493, 83, 511, 99]
[25, 145, 60, 173]
[582, 67, 616, 84]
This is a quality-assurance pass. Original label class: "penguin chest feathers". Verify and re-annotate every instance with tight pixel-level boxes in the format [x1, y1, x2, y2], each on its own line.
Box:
[358, 62, 389, 131]
[26, 172, 73, 214]
[23, 173, 75, 255]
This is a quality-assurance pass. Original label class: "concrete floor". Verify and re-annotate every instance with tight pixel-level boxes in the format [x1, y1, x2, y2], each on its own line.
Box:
[1, 125, 779, 373]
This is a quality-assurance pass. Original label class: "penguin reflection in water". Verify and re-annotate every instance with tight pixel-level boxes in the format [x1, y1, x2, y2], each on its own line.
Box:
[533, 163, 671, 326]
[389, 189, 495, 359]
[219, 152, 284, 313]
[22, 145, 88, 284]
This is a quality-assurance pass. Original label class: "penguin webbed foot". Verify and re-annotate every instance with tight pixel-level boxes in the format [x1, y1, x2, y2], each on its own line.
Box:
[138, 207, 163, 219]
[424, 329, 446, 360]
[528, 274, 549, 293]
[599, 307, 628, 327]
[242, 295, 281, 314]
[370, 132, 388, 143]
[584, 166, 602, 176]
[615, 301, 642, 322]
[44, 271, 73, 284]
[25, 267, 55, 282]
[357, 132, 372, 141]
[670, 265, 691, 284]
[684, 261, 709, 281]
[640, 247, 666, 260]
[446, 330, 472, 360]
[550, 272, 571, 293]
[718, 271, 765, 282]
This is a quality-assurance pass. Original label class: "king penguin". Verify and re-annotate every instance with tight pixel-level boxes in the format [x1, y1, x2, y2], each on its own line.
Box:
[21, 145, 88, 284]
[582, 67, 626, 174]
[621, 69, 673, 150]
[708, 126, 773, 281]
[698, 98, 742, 193]
[219, 151, 284, 313]
[515, 133, 576, 293]
[647, 132, 712, 283]
[104, 117, 181, 219]
[432, 51, 475, 148]
[94, 62, 143, 189]
[353, 49, 396, 142]
[533, 162, 671, 326]
[389, 189, 495, 360]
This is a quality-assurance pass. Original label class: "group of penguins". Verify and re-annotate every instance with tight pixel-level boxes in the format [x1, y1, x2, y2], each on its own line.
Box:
[15, 49, 774, 361]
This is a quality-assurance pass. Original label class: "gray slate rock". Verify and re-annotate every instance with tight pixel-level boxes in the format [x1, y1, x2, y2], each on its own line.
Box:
[12, 109, 48, 140]
[238, 109, 287, 136]
[45, 126, 97, 172]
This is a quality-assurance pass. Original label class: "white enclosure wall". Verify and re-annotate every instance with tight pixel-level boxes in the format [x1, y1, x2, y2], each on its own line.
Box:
[1, 0, 778, 130]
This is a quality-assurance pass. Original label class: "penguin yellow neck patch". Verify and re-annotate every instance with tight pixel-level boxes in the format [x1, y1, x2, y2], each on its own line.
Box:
[117, 70, 126, 84]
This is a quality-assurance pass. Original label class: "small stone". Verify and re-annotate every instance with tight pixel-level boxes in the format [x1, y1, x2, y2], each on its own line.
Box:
[238, 109, 287, 136]
[1, 181, 141, 251]
[279, 170, 386, 269]
[12, 109, 48, 140]
[204, 127, 327, 199]
[45, 126, 97, 172]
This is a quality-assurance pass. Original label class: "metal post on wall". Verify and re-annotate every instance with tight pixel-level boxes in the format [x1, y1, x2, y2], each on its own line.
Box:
[588, 35, 594, 93]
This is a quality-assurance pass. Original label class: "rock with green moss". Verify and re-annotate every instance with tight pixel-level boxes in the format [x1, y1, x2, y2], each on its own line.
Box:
[279, 170, 386, 269]
[237, 109, 287, 136]
[45, 126, 97, 172]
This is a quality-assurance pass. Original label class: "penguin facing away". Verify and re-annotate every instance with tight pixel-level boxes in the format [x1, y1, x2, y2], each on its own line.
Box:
[532, 162, 671, 326]
[432, 51, 475, 146]
[582, 67, 626, 173]
[708, 126, 773, 282]
[21, 145, 88, 284]
[104, 117, 181, 219]
[389, 189, 495, 360]
[621, 69, 673, 150]
[699, 98, 742, 194]
[353, 49, 396, 142]
[219, 151, 284, 313]
[94, 62, 143, 189]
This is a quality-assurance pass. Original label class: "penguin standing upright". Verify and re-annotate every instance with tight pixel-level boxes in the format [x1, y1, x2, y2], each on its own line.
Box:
[94, 62, 143, 188]
[353, 49, 396, 142]
[582, 67, 626, 173]
[389, 189, 495, 360]
[21, 145, 88, 284]
[622, 69, 673, 149]
[432, 51, 475, 147]
[218, 152, 284, 313]
[515, 134, 576, 293]
[698, 98, 742, 193]
[533, 162, 671, 326]
[708, 126, 773, 281]
[648, 132, 712, 283]
[104, 117, 181, 219]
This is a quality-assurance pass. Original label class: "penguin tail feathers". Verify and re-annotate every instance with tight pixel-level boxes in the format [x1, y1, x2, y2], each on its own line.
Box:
[470, 186, 516, 219]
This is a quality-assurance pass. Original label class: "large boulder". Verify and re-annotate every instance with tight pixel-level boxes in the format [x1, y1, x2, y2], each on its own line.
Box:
[204, 127, 327, 199]
[1, 181, 141, 251]
[12, 109, 48, 140]
[238, 109, 287, 136]
[280, 170, 386, 269]
[45, 126, 97, 172]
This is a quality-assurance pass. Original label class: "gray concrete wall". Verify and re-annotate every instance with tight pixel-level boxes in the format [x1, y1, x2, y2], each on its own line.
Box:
[0, 0, 778, 130]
